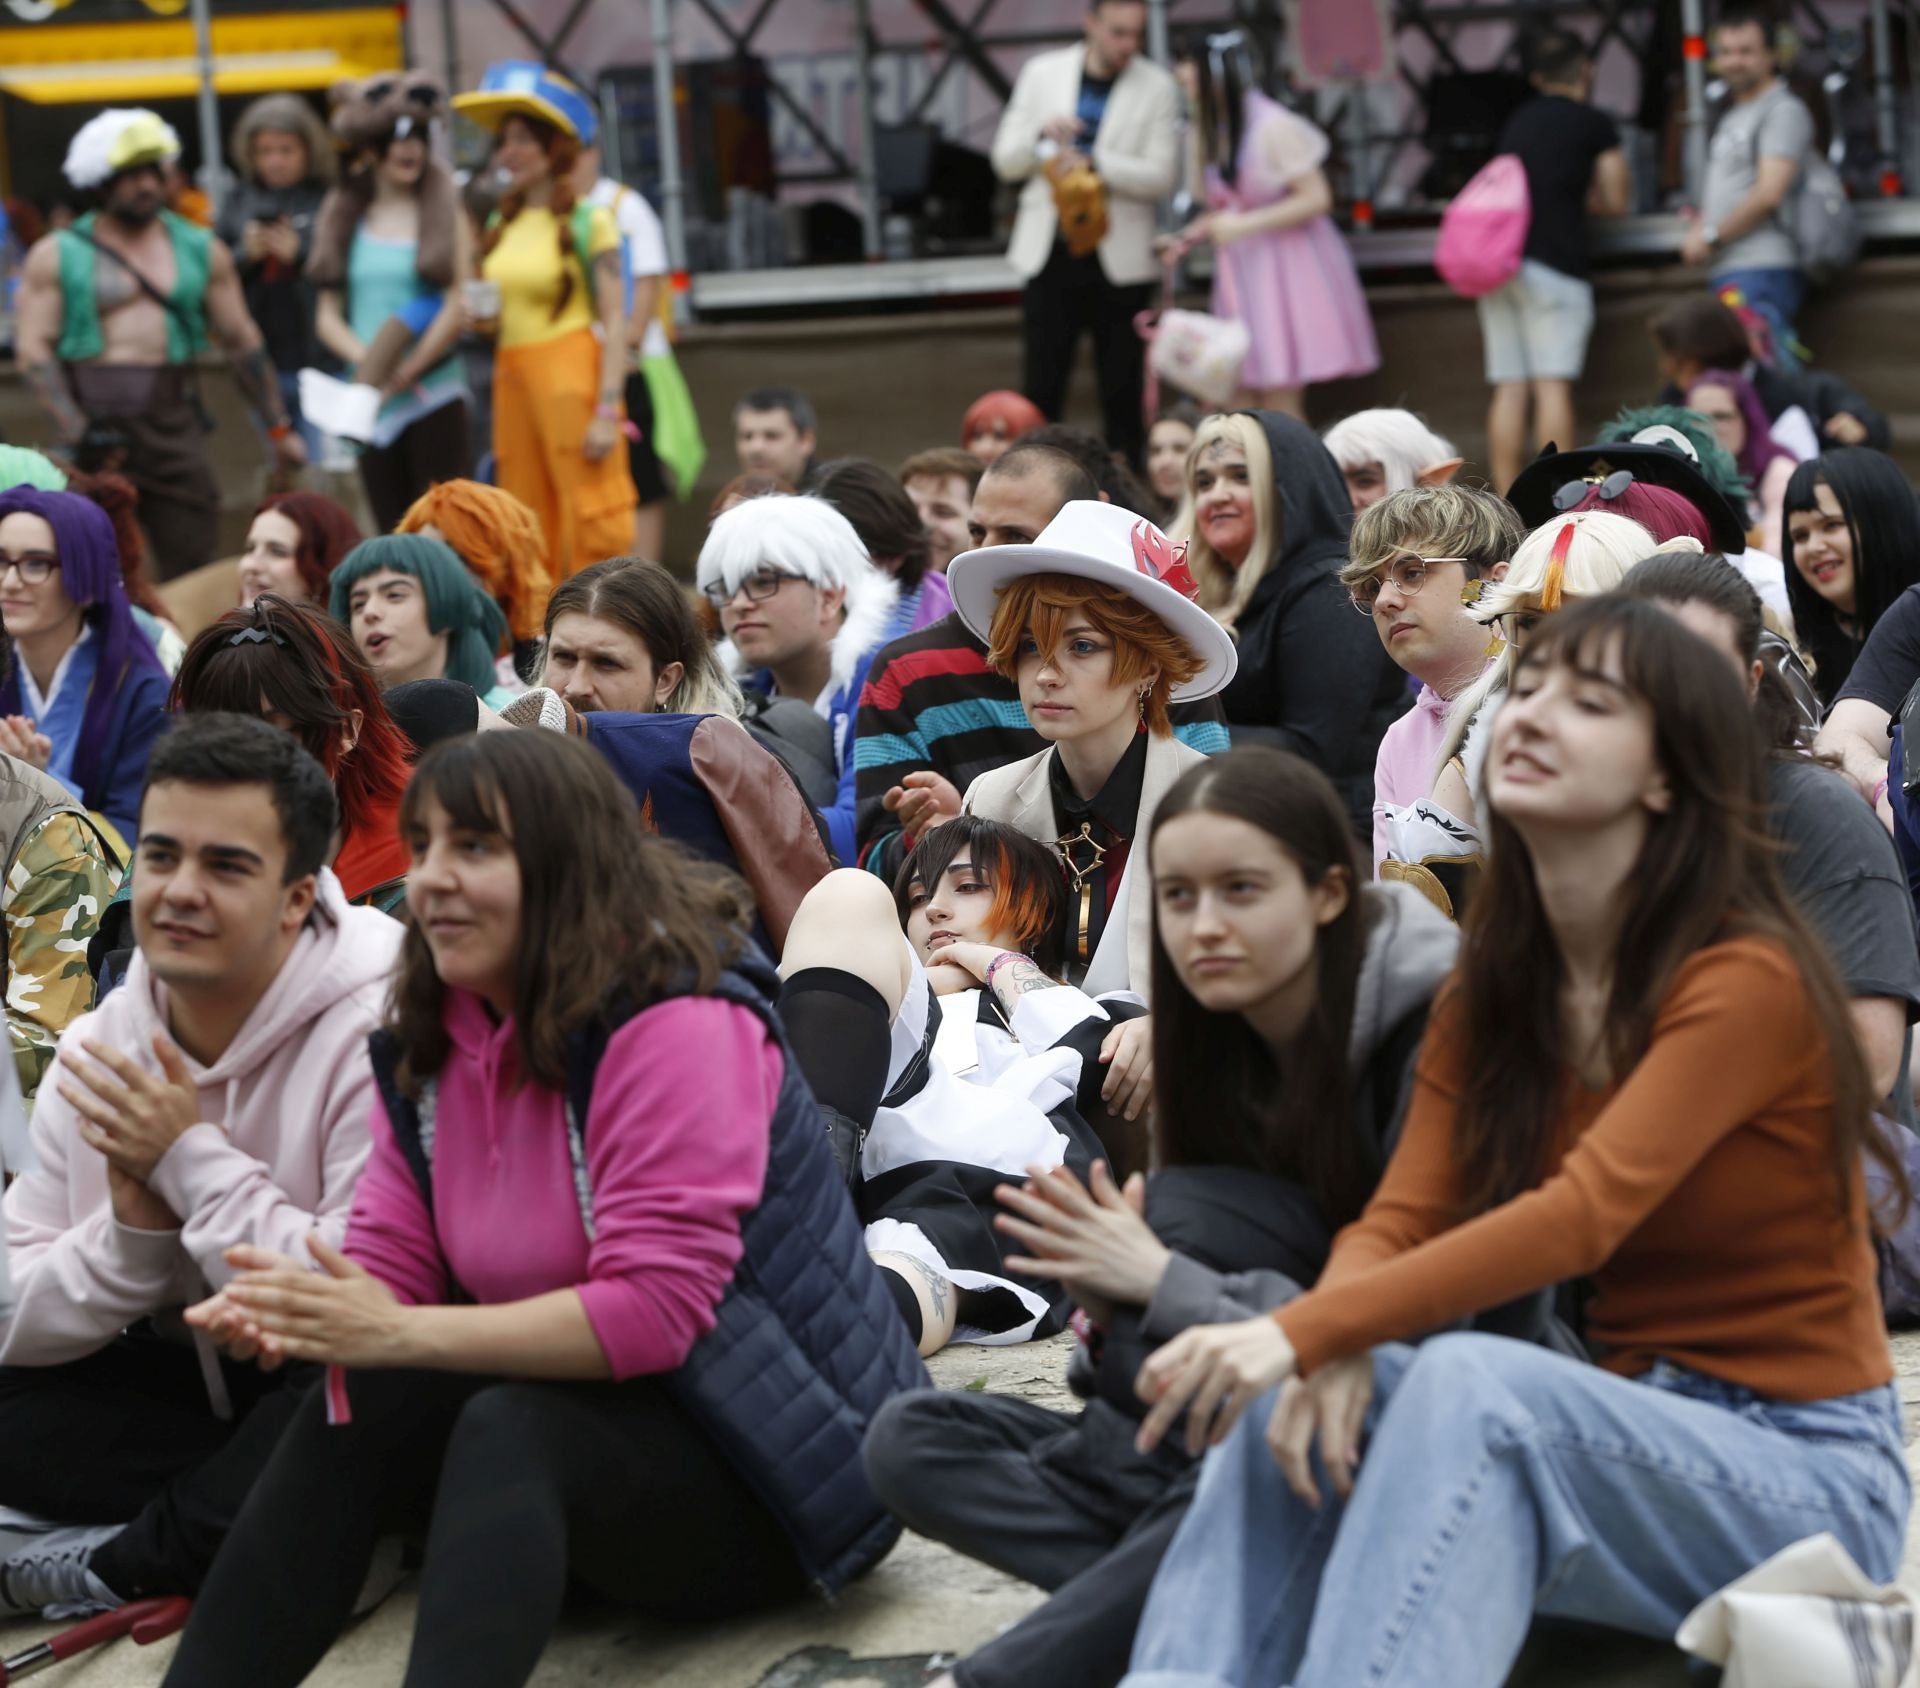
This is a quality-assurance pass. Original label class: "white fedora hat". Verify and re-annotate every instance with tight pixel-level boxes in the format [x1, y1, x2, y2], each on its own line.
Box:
[946, 501, 1238, 701]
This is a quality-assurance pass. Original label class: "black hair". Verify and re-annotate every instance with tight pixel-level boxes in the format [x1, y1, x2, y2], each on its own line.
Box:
[986, 442, 1102, 507]
[1022, 423, 1157, 516]
[733, 385, 818, 436]
[143, 712, 339, 883]
[1524, 26, 1590, 85]
[1618, 548, 1807, 752]
[1780, 449, 1920, 703]
[1715, 4, 1780, 49]
[811, 457, 931, 591]
[894, 815, 1070, 980]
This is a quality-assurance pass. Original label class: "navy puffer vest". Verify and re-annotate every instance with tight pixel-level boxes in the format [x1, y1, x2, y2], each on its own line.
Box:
[368, 950, 930, 1596]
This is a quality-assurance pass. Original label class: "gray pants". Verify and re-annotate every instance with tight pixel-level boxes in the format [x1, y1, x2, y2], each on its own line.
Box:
[863, 1390, 1197, 1688]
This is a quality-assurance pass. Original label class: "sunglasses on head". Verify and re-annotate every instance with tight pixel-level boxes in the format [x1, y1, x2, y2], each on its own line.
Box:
[1552, 468, 1635, 511]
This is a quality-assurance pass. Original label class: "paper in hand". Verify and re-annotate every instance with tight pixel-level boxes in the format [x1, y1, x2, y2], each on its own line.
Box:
[297, 370, 384, 444]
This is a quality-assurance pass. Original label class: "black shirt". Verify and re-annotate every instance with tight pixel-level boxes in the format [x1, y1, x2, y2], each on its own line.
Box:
[1497, 94, 1621, 281]
[1835, 584, 1920, 716]
[1049, 730, 1147, 979]
[1768, 754, 1920, 1124]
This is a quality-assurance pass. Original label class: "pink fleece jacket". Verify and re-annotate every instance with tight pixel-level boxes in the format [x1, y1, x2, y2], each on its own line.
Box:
[344, 990, 779, 1380]
[2, 870, 402, 1366]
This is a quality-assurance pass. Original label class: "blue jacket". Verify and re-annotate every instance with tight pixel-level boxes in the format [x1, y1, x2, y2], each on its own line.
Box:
[371, 949, 929, 1595]
[73, 661, 168, 845]
[750, 650, 878, 866]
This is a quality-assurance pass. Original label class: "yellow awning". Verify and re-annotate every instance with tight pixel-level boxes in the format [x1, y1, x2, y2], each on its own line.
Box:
[0, 8, 402, 106]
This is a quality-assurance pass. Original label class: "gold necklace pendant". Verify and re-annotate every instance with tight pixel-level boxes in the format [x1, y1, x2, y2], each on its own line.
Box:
[1055, 819, 1109, 895]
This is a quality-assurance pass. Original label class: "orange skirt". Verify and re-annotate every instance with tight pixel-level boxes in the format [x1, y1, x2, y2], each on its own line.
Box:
[492, 326, 637, 579]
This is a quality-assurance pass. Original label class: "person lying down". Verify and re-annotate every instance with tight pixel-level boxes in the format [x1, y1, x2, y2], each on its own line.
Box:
[777, 818, 1144, 1356]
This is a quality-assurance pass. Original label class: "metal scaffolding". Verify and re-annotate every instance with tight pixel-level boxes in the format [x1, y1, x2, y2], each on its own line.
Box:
[452, 0, 1919, 278]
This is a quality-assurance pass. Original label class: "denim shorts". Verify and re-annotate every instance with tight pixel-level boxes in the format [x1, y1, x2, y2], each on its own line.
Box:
[1476, 259, 1596, 384]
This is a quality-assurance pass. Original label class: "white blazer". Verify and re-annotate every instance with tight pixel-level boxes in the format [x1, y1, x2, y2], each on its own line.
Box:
[991, 44, 1182, 287]
[962, 733, 1207, 999]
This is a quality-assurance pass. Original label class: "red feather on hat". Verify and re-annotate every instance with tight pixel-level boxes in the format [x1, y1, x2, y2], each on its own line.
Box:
[1131, 522, 1200, 602]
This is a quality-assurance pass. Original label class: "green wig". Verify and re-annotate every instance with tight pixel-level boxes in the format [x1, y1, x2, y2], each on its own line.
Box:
[1597, 405, 1752, 504]
[0, 446, 68, 493]
[329, 534, 508, 695]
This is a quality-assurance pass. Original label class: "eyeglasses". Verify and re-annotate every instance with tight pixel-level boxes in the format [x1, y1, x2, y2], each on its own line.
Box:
[1553, 468, 1635, 511]
[0, 553, 58, 586]
[1348, 555, 1471, 614]
[700, 568, 799, 609]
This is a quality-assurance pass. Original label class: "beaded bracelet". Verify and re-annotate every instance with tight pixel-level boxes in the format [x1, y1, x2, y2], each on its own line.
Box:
[983, 950, 1035, 988]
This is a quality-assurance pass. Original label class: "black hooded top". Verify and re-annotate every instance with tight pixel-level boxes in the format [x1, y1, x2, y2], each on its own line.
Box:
[1220, 412, 1409, 837]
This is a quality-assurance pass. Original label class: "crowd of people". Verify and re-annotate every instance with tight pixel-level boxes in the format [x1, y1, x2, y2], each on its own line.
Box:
[0, 1, 1914, 1684]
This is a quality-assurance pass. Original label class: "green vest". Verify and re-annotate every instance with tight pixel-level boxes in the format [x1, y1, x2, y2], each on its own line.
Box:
[54, 210, 212, 365]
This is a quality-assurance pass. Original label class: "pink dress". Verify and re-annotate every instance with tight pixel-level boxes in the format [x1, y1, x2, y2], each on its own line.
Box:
[1207, 92, 1379, 390]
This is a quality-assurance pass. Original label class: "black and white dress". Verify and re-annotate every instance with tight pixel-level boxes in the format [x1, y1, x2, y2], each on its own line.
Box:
[858, 950, 1143, 1345]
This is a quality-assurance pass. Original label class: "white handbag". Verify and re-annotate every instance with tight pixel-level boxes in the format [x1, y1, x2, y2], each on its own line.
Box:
[1137, 254, 1249, 411]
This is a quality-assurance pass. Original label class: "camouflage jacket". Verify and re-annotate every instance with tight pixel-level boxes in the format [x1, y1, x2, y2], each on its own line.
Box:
[8, 811, 120, 1104]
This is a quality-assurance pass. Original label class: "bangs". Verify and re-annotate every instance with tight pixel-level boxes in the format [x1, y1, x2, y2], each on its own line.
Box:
[399, 737, 510, 841]
[1512, 602, 1671, 711]
[895, 815, 1067, 976]
[176, 642, 349, 766]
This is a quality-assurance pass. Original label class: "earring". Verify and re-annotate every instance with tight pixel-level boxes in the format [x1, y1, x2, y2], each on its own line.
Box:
[1137, 686, 1150, 724]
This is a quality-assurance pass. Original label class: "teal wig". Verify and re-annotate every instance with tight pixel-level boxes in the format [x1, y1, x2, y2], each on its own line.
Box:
[1597, 405, 1752, 505]
[329, 534, 508, 695]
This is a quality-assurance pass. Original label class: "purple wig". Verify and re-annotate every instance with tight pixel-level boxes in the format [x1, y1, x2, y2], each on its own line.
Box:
[0, 486, 166, 801]
[1687, 368, 1796, 489]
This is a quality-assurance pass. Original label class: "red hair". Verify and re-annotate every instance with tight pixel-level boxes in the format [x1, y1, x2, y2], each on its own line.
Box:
[171, 595, 411, 840]
[961, 389, 1045, 450]
[985, 573, 1203, 738]
[256, 491, 365, 603]
[1567, 480, 1713, 549]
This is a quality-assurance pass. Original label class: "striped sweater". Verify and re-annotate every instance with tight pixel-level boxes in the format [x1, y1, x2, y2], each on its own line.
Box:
[854, 612, 1230, 878]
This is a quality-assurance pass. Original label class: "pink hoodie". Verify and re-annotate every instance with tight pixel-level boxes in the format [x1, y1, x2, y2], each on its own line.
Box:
[345, 990, 778, 1379]
[1, 870, 402, 1367]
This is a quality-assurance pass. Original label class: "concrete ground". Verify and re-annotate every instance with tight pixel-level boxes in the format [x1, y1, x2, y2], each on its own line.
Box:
[16, 1331, 1920, 1686]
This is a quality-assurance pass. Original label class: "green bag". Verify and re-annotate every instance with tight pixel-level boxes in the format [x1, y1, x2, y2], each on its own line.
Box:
[641, 349, 707, 501]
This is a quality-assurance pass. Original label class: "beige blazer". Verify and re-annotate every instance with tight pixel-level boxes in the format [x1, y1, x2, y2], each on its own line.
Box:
[962, 733, 1207, 1000]
[990, 45, 1182, 287]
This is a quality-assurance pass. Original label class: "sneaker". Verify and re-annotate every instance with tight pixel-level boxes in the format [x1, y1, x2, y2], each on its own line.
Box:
[0, 1518, 122, 1620]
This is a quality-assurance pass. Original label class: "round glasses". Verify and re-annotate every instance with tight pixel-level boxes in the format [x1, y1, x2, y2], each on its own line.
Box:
[0, 554, 59, 587]
[1348, 555, 1470, 615]
[700, 568, 798, 609]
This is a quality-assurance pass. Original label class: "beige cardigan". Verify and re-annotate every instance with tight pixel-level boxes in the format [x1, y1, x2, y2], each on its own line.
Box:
[962, 734, 1208, 1001]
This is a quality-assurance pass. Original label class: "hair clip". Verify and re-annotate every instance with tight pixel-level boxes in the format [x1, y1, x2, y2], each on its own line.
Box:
[1540, 522, 1576, 613]
[1459, 580, 1488, 607]
[224, 626, 287, 648]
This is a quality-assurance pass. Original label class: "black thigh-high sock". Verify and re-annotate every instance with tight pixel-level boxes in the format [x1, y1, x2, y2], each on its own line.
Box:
[777, 967, 894, 1125]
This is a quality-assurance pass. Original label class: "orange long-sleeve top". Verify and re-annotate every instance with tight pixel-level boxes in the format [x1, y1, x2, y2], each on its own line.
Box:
[1279, 937, 1893, 1403]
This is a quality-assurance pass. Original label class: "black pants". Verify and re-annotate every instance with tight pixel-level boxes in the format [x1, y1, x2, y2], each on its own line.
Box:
[1021, 242, 1153, 467]
[358, 400, 472, 534]
[162, 1366, 808, 1688]
[864, 1390, 1197, 1688]
[0, 1333, 310, 1599]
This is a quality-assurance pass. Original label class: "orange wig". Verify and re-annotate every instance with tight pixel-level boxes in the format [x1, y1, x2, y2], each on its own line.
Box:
[397, 479, 553, 643]
[985, 573, 1203, 738]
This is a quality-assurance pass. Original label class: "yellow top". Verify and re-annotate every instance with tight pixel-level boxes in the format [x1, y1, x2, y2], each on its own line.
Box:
[484, 205, 620, 348]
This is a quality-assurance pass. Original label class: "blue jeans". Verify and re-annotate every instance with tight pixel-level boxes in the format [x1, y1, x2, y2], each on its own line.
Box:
[1715, 265, 1807, 353]
[1123, 1333, 1909, 1688]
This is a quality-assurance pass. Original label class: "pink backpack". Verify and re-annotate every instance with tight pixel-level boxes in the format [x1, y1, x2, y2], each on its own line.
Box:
[1434, 154, 1531, 298]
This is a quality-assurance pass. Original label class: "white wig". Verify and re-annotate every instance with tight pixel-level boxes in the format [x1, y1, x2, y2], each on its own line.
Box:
[696, 493, 898, 696]
[1322, 408, 1458, 496]
[64, 109, 181, 191]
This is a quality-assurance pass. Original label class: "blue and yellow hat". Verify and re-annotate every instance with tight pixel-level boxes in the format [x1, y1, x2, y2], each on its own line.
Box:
[452, 61, 597, 145]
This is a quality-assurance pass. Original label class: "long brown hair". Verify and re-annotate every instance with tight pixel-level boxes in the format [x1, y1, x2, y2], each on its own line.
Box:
[389, 730, 750, 1093]
[1455, 595, 1905, 1224]
[478, 116, 584, 321]
[1147, 749, 1377, 1226]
